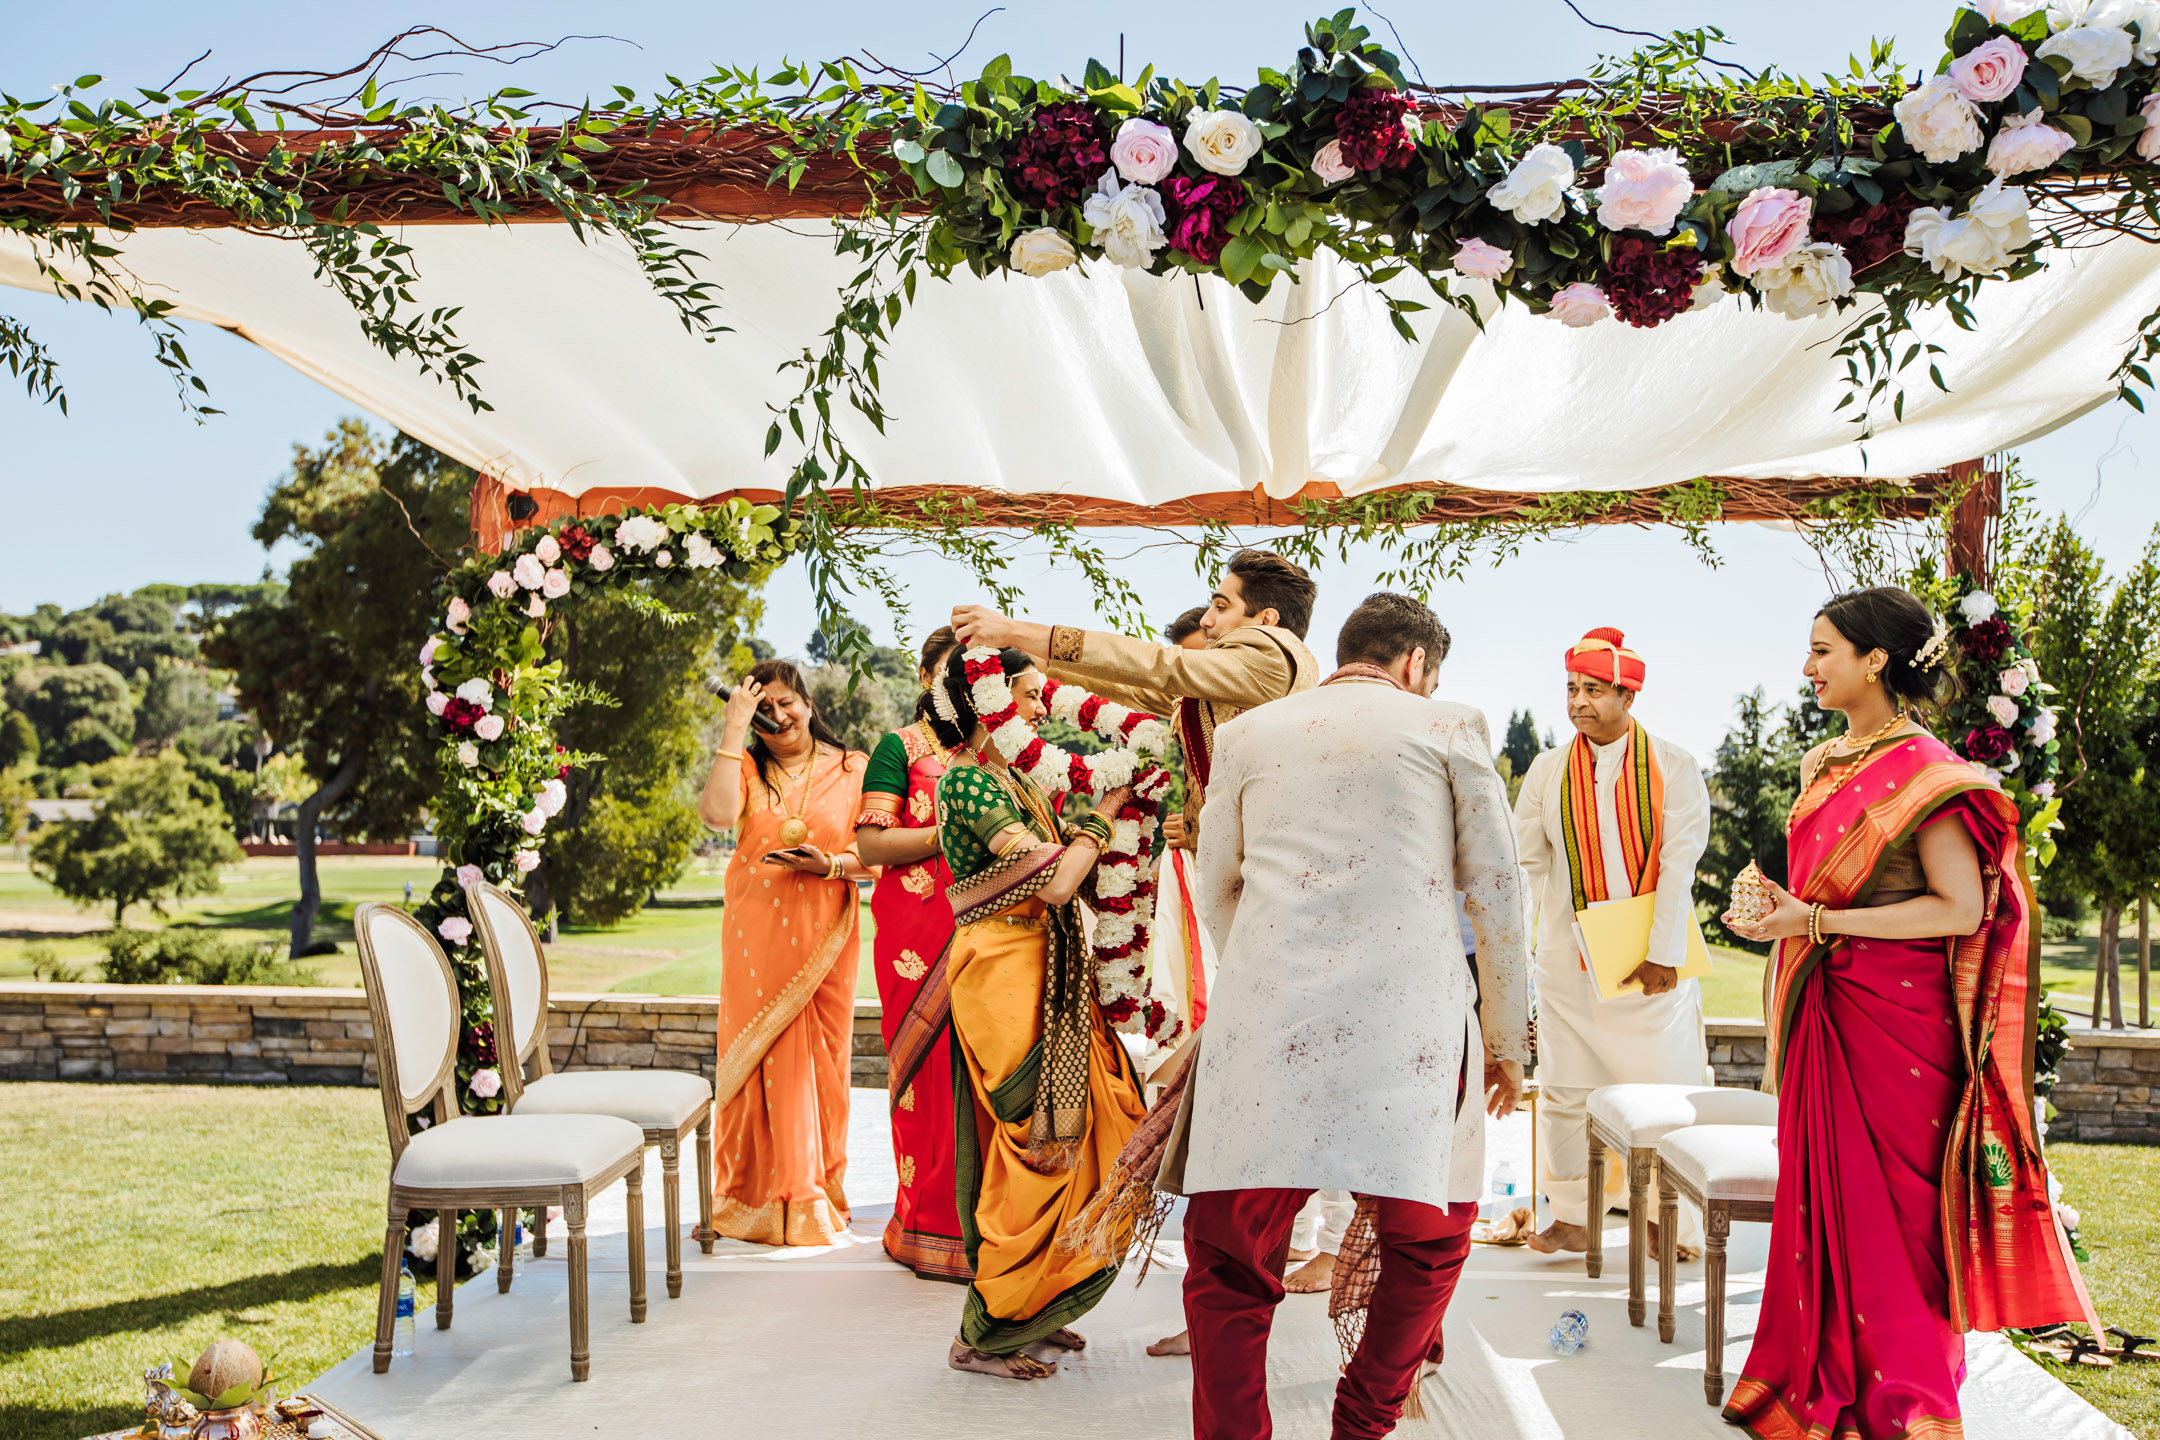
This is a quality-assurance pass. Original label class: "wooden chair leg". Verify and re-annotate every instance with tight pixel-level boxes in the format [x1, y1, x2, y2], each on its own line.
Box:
[1627, 1149, 1654, 1327]
[1704, 1203, 1731, 1406]
[659, 1134, 684, 1299]
[373, 1203, 407, 1373]
[533, 1204, 548, 1258]
[498, 1207, 517, 1293]
[566, 1191, 590, 1382]
[695, 1112, 714, 1255]
[626, 1162, 648, 1324]
[436, 1209, 457, 1330]
[1585, 1131, 1607, 1279]
[1657, 1172, 1679, 1344]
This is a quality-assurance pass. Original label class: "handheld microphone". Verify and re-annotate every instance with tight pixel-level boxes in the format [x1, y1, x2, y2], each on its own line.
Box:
[706, 679, 786, 734]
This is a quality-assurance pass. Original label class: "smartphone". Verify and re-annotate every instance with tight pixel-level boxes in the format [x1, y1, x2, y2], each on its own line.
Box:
[762, 846, 816, 865]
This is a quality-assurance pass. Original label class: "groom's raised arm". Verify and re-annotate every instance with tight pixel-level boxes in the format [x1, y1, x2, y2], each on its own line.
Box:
[953, 606, 1296, 716]
[1444, 710, 1532, 1065]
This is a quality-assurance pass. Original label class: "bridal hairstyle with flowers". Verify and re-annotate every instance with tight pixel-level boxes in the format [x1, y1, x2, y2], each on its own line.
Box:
[1816, 587, 1961, 710]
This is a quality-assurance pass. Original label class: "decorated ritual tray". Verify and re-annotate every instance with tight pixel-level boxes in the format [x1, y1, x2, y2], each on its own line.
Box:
[84, 1395, 385, 1440]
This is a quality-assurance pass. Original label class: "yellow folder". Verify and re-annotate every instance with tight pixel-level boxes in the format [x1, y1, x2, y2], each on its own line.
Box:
[1571, 892, 1713, 1001]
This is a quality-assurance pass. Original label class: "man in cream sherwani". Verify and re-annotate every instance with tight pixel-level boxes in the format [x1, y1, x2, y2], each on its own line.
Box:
[1183, 593, 1530, 1440]
[1515, 627, 1711, 1258]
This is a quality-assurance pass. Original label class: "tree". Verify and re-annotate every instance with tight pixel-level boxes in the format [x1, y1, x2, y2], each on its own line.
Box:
[2022, 520, 2160, 1027]
[0, 766, 28, 846]
[1703, 689, 1801, 950]
[18, 663, 136, 766]
[1502, 709, 1547, 781]
[28, 753, 243, 924]
[137, 661, 232, 754]
[0, 707, 37, 770]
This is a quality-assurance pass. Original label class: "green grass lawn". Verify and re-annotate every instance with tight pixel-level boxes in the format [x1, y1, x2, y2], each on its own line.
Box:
[2040, 1143, 2160, 1438]
[0, 856, 880, 1000]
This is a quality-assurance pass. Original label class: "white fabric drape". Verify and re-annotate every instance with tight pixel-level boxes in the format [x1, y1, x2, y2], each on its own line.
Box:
[3, 219, 2155, 501]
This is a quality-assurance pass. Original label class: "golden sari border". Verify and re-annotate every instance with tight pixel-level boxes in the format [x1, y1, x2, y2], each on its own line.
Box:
[713, 903, 858, 1108]
[1724, 1376, 1965, 1440]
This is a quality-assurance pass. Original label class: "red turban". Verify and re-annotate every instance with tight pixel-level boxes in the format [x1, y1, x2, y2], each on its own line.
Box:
[1565, 627, 1645, 691]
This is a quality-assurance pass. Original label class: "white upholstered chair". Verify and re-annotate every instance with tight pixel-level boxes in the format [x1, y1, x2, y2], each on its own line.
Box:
[1653, 1123, 1780, 1405]
[355, 903, 649, 1382]
[468, 881, 716, 1298]
[1585, 1082, 1778, 1326]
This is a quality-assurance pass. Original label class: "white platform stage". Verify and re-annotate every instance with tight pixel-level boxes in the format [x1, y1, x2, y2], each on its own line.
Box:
[310, 1090, 2130, 1440]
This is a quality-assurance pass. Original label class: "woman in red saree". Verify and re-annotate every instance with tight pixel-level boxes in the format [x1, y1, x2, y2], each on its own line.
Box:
[855, 627, 971, 1281]
[1725, 587, 2093, 1440]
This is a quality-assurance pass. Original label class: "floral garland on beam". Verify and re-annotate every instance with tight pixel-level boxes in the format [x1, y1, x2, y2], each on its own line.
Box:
[1935, 577, 2064, 859]
[961, 647, 1182, 1042]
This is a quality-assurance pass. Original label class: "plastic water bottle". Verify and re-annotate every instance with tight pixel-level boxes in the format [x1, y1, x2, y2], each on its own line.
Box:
[1491, 1161, 1519, 1198]
[1548, 1308, 1589, 1355]
[393, 1265, 417, 1357]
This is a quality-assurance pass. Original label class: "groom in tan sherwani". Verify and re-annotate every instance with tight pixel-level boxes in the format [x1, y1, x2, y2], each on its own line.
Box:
[1183, 592, 1530, 1439]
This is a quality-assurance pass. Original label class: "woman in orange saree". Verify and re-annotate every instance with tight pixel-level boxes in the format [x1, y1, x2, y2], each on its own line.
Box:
[697, 659, 869, 1247]
[1725, 589, 2093, 1440]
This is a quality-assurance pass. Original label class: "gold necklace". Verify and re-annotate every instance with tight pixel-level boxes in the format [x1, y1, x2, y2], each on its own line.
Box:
[1793, 711, 1911, 819]
[772, 745, 819, 847]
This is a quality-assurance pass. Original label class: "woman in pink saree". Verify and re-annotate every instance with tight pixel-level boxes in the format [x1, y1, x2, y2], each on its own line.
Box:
[1725, 587, 2094, 1440]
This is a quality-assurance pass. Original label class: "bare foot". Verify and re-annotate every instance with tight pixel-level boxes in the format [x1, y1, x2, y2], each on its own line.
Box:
[1146, 1329, 1190, 1357]
[1647, 1222, 1702, 1264]
[949, 1340, 1057, 1379]
[1285, 1252, 1337, 1293]
[1040, 1327, 1087, 1351]
[1286, 1247, 1319, 1263]
[1524, 1221, 1590, 1255]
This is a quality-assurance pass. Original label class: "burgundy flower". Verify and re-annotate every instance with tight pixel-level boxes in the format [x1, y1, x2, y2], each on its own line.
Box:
[1007, 102, 1109, 212]
[557, 524, 596, 563]
[1604, 237, 1707, 329]
[465, 1022, 499, 1067]
[1335, 88, 1418, 173]
[1962, 617, 2013, 663]
[1962, 724, 2014, 764]
[441, 697, 485, 731]
[1162, 174, 1249, 264]
[555, 743, 572, 782]
[1810, 193, 1920, 276]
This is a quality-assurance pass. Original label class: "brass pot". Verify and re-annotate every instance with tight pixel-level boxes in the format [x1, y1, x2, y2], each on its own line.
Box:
[191, 1406, 263, 1440]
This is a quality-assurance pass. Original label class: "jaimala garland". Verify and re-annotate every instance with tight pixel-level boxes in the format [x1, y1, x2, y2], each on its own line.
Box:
[961, 646, 1184, 1044]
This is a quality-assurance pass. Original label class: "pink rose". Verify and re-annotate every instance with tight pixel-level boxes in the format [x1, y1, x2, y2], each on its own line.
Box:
[514, 849, 541, 874]
[1594, 147, 1695, 237]
[521, 809, 547, 836]
[1452, 237, 1512, 280]
[1311, 139, 1356, 187]
[1949, 36, 2029, 104]
[588, 544, 615, 572]
[421, 665, 436, 691]
[525, 594, 546, 619]
[513, 554, 546, 590]
[1545, 282, 1611, 327]
[486, 570, 517, 599]
[1986, 110, 2074, 177]
[1726, 186, 1813, 276]
[1109, 117, 1178, 184]
[468, 1067, 501, 1098]
[533, 534, 561, 564]
[437, 916, 473, 946]
[420, 636, 440, 666]
[1999, 665, 2030, 698]
[654, 549, 673, 568]
[426, 691, 450, 717]
[541, 567, 571, 600]
[474, 714, 506, 742]
[445, 597, 471, 634]
[455, 864, 483, 889]
[539, 778, 569, 817]
[2142, 95, 2160, 162]
[1987, 694, 2021, 728]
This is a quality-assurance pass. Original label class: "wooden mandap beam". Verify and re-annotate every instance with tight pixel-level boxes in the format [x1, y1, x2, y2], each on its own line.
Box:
[469, 466, 1986, 553]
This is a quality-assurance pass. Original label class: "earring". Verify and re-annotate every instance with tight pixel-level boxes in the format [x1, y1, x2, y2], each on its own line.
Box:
[1865, 671, 1879, 684]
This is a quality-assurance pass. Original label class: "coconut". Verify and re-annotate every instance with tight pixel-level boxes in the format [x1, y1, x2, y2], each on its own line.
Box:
[188, 1339, 261, 1405]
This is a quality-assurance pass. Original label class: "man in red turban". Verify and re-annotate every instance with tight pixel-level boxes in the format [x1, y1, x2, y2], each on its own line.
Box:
[1513, 627, 1712, 1260]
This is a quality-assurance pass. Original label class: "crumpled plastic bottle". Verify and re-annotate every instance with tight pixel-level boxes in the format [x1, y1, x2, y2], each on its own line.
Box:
[1548, 1307, 1589, 1355]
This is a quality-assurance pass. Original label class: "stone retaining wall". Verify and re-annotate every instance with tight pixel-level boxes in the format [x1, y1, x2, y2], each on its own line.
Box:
[0, 984, 2145, 1141]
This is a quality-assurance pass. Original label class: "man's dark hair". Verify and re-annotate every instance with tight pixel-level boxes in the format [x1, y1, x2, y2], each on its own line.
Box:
[1225, 549, 1317, 639]
[1335, 592, 1451, 670]
[1163, 606, 1207, 645]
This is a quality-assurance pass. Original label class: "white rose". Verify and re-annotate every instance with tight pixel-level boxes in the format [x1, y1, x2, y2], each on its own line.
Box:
[681, 532, 722, 570]
[1545, 282, 1612, 327]
[1009, 227, 1079, 277]
[1751, 241, 1856, 318]
[1081, 169, 1168, 269]
[454, 678, 493, 709]
[456, 741, 479, 767]
[1893, 76, 1982, 164]
[1594, 147, 1696, 236]
[513, 553, 546, 590]
[533, 535, 561, 564]
[2140, 93, 2160, 161]
[614, 514, 670, 553]
[540, 779, 569, 817]
[2039, 6, 2135, 85]
[1690, 272, 1733, 310]
[588, 544, 615, 572]
[1987, 110, 2075, 177]
[2130, 0, 2160, 62]
[541, 568, 570, 599]
[1970, 0, 2044, 19]
[654, 549, 672, 568]
[486, 571, 517, 599]
[1906, 179, 2031, 278]
[426, 691, 449, 717]
[1182, 109, 1263, 176]
[1958, 589, 1999, 623]
[1487, 143, 1577, 224]
[2029, 708, 2059, 743]
[525, 593, 546, 619]
[473, 714, 505, 742]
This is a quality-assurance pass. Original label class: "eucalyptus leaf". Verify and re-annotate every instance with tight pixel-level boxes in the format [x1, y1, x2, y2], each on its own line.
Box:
[925, 150, 965, 188]
[891, 139, 925, 165]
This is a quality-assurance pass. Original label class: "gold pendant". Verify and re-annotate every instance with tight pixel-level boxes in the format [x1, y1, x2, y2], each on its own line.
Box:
[776, 818, 810, 847]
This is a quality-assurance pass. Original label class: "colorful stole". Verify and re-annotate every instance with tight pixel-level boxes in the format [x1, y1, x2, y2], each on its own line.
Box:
[1771, 731, 2097, 1335]
[1176, 696, 1212, 793]
[1558, 721, 1665, 908]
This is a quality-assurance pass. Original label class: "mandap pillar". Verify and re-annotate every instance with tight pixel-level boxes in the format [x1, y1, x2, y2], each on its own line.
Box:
[1944, 458, 2000, 586]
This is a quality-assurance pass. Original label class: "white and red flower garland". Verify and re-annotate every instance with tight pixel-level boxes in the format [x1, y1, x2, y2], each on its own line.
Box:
[961, 646, 1183, 1043]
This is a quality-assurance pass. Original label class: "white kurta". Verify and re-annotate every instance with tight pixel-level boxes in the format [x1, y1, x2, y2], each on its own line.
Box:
[1514, 729, 1712, 1090]
[1184, 680, 1531, 1210]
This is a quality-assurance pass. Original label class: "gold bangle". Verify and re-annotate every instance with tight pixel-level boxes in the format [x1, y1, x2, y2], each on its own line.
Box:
[715, 748, 745, 762]
[1807, 903, 1826, 947]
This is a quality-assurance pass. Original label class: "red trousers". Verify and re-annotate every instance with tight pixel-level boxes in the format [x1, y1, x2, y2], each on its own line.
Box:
[1183, 1187, 1477, 1440]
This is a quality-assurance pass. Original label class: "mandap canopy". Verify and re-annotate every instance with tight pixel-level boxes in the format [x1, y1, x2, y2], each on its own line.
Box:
[0, 5, 2145, 1103]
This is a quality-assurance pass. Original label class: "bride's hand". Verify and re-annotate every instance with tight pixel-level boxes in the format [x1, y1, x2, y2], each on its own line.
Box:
[1095, 784, 1133, 817]
[1726, 876, 1811, 942]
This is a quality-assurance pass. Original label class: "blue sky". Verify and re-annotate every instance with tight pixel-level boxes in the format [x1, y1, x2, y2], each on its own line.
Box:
[3, 1, 2156, 758]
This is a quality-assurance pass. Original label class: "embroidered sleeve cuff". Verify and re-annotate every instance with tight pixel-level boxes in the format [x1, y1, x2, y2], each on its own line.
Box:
[1049, 624, 1086, 664]
[854, 809, 898, 828]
